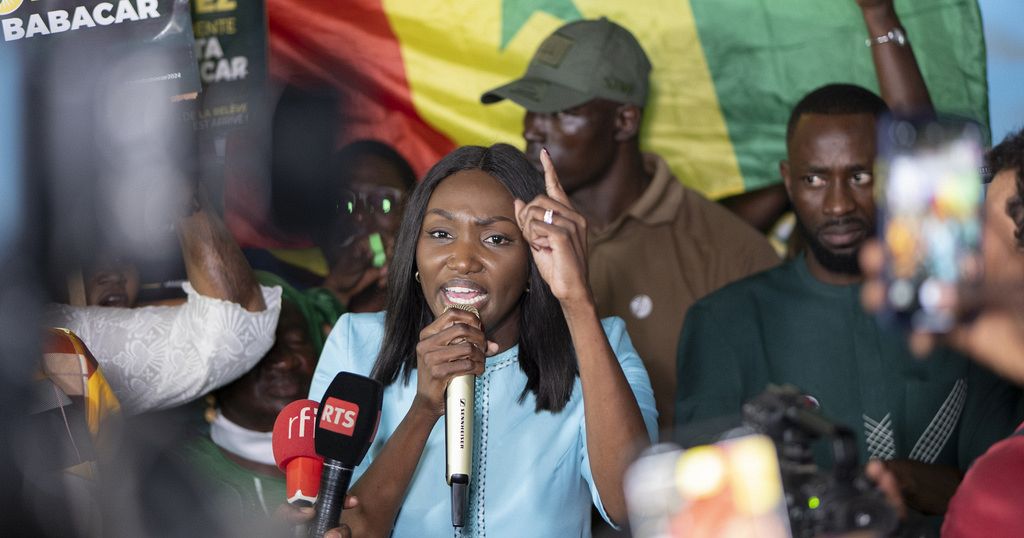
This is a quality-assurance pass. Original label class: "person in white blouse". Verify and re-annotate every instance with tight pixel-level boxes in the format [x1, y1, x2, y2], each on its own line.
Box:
[45, 193, 282, 415]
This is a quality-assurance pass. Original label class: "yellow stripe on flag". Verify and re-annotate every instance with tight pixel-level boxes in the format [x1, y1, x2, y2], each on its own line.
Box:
[383, 0, 536, 147]
[384, 0, 744, 197]
[269, 247, 330, 277]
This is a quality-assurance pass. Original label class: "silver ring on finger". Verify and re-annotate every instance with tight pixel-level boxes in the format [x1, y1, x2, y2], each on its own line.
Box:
[543, 208, 554, 225]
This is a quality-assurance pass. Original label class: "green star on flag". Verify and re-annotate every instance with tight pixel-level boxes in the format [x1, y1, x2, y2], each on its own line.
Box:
[501, 0, 581, 49]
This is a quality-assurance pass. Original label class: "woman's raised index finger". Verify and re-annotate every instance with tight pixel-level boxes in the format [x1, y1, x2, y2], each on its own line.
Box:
[540, 148, 571, 206]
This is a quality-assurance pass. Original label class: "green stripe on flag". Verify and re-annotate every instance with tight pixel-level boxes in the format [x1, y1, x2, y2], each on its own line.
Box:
[690, 0, 989, 193]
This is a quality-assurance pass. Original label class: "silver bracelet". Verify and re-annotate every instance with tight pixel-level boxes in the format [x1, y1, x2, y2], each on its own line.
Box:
[866, 27, 907, 47]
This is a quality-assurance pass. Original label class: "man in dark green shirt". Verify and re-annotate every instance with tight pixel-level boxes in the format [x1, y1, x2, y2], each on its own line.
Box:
[676, 249, 1017, 470]
[675, 82, 1021, 517]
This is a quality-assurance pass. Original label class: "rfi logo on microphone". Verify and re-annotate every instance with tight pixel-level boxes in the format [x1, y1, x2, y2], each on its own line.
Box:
[320, 397, 359, 436]
[288, 404, 317, 439]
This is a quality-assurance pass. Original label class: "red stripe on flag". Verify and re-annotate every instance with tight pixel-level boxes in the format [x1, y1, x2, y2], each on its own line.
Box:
[267, 0, 455, 178]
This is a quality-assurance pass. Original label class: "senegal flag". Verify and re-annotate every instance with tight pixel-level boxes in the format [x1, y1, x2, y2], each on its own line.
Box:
[266, 0, 988, 199]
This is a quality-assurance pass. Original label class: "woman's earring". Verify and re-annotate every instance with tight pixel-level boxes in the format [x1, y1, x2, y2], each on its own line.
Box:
[203, 394, 217, 423]
[415, 271, 421, 283]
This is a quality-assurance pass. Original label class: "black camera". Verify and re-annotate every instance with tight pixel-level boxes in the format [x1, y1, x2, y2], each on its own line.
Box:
[742, 385, 898, 538]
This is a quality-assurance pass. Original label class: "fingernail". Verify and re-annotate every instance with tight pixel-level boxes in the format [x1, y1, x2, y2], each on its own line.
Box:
[542, 147, 549, 156]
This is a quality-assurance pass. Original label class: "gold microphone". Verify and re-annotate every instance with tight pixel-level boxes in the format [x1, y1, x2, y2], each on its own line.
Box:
[442, 303, 478, 528]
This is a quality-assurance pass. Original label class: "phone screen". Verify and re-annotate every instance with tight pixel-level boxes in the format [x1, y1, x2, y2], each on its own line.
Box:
[876, 117, 984, 332]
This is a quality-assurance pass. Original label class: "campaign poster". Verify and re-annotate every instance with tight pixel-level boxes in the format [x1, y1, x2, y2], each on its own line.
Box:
[190, 0, 265, 132]
[1, 0, 200, 96]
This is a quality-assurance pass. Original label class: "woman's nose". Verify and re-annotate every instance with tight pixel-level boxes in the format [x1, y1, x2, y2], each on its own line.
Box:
[446, 239, 484, 274]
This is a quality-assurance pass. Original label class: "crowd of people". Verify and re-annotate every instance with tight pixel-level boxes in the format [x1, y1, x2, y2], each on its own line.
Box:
[21, 0, 1024, 537]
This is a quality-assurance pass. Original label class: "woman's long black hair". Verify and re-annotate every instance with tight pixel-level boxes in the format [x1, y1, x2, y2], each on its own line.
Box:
[370, 144, 578, 412]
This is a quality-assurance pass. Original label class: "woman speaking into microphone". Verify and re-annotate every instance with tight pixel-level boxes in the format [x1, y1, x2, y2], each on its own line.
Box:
[309, 144, 657, 537]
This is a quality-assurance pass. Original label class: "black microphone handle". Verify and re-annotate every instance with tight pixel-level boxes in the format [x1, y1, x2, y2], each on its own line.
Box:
[308, 458, 354, 538]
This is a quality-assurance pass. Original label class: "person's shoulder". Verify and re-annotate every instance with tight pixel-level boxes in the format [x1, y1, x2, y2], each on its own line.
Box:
[663, 183, 781, 275]
[177, 434, 239, 483]
[944, 428, 1024, 536]
[325, 312, 387, 356]
[314, 312, 386, 397]
[677, 185, 775, 246]
[338, 311, 387, 331]
[980, 426, 1024, 462]
[689, 261, 795, 314]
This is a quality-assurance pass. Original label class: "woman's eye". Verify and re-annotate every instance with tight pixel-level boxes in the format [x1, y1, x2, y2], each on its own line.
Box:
[427, 230, 452, 239]
[484, 234, 511, 245]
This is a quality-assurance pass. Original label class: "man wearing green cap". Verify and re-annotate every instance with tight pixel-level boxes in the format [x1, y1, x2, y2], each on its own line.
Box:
[482, 17, 779, 431]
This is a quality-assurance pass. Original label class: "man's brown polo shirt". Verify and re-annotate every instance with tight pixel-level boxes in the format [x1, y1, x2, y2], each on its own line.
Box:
[588, 153, 779, 430]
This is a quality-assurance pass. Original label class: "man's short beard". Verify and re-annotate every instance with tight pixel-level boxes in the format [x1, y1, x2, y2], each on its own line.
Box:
[796, 217, 870, 276]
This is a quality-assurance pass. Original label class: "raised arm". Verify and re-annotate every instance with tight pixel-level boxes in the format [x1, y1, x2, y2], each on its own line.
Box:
[514, 149, 651, 524]
[857, 0, 934, 115]
[43, 182, 284, 414]
[176, 191, 265, 311]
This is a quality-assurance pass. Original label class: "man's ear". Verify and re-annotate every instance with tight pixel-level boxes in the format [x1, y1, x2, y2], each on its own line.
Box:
[780, 159, 793, 199]
[614, 105, 642, 142]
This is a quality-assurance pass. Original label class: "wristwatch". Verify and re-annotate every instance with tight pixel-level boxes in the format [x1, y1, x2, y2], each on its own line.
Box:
[866, 27, 907, 47]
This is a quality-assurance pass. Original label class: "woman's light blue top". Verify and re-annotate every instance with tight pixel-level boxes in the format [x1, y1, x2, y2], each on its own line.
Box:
[310, 312, 658, 538]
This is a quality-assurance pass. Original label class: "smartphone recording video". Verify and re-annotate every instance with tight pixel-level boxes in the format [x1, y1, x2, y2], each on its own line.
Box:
[876, 117, 985, 332]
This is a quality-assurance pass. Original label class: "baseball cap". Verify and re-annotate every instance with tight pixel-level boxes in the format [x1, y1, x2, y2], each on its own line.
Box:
[481, 17, 651, 113]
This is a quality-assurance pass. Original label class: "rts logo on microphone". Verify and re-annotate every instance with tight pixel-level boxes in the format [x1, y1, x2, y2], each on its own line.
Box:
[320, 397, 359, 436]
